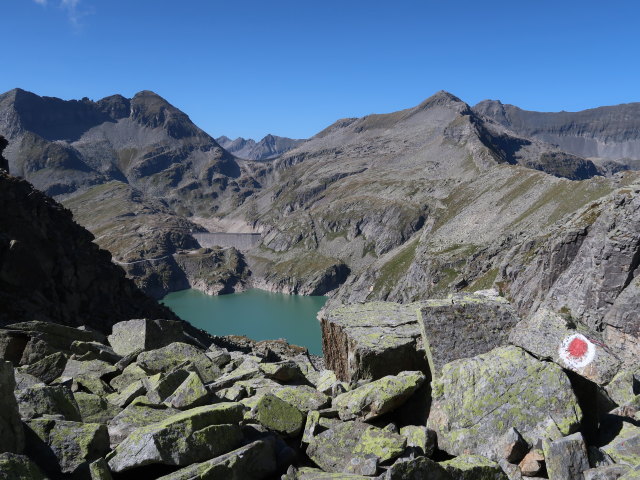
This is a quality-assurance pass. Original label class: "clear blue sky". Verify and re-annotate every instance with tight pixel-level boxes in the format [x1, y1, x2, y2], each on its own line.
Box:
[2, 0, 639, 140]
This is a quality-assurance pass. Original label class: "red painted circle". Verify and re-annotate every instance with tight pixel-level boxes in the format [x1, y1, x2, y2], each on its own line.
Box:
[567, 337, 588, 358]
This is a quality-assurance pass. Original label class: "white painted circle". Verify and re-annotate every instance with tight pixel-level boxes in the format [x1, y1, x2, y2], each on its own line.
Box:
[558, 333, 596, 369]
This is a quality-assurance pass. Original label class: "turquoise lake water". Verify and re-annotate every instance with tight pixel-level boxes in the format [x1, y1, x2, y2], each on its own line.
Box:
[161, 288, 327, 355]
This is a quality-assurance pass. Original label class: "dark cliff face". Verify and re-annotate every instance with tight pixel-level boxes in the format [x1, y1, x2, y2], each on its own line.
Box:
[0, 152, 177, 332]
[0, 135, 7, 172]
[474, 99, 640, 162]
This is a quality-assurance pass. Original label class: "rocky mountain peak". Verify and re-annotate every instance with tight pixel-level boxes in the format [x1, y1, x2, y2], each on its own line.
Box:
[416, 90, 467, 111]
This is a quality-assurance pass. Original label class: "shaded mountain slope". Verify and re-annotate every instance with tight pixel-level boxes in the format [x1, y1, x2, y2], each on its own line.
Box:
[0, 137, 175, 331]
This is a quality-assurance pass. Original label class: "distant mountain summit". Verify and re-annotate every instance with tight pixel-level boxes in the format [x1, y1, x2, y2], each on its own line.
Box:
[216, 134, 305, 160]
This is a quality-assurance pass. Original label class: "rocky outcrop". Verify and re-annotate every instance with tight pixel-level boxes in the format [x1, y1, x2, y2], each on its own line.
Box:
[418, 293, 520, 377]
[427, 346, 582, 461]
[320, 302, 428, 382]
[0, 170, 175, 331]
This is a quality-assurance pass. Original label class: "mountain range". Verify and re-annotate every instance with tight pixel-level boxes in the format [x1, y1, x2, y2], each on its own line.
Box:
[216, 134, 304, 161]
[1, 87, 639, 326]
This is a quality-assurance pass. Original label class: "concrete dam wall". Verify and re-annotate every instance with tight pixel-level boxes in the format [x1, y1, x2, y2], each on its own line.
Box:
[193, 233, 262, 251]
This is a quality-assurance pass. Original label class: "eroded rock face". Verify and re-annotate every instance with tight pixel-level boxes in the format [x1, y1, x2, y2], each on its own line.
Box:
[320, 302, 428, 382]
[427, 346, 582, 460]
[418, 293, 520, 378]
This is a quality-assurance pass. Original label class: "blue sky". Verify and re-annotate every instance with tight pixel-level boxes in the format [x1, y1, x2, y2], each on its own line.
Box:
[2, 1, 639, 139]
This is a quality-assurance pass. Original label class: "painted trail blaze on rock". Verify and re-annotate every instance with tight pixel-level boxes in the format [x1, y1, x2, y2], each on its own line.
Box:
[559, 334, 595, 369]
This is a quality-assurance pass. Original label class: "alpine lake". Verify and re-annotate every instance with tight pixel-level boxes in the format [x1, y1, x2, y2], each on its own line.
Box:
[161, 288, 327, 355]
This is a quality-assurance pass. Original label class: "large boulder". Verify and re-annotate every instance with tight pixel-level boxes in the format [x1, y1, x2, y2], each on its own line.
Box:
[248, 393, 306, 437]
[136, 342, 222, 383]
[108, 402, 244, 472]
[107, 403, 180, 447]
[509, 309, 622, 386]
[107, 319, 184, 357]
[418, 293, 520, 377]
[384, 457, 451, 479]
[17, 351, 67, 383]
[272, 385, 331, 413]
[333, 371, 425, 420]
[24, 418, 110, 477]
[0, 361, 24, 454]
[306, 420, 406, 475]
[544, 432, 590, 480]
[439, 454, 507, 480]
[320, 302, 428, 382]
[156, 439, 277, 480]
[0, 453, 46, 480]
[74, 392, 122, 424]
[601, 417, 640, 468]
[427, 346, 582, 460]
[16, 384, 82, 421]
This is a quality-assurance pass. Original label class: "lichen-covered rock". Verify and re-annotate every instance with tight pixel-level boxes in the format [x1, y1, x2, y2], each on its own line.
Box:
[165, 371, 210, 409]
[106, 380, 146, 408]
[107, 319, 184, 357]
[606, 370, 640, 407]
[601, 419, 640, 467]
[24, 418, 110, 477]
[0, 453, 46, 480]
[108, 403, 244, 472]
[143, 369, 191, 404]
[399, 425, 436, 457]
[16, 384, 82, 421]
[109, 363, 147, 392]
[544, 432, 590, 480]
[248, 393, 305, 437]
[439, 454, 507, 480]
[74, 392, 122, 424]
[286, 467, 370, 479]
[333, 371, 425, 420]
[0, 361, 24, 453]
[260, 360, 303, 382]
[156, 439, 277, 480]
[386, 457, 452, 479]
[306, 420, 406, 475]
[320, 302, 428, 382]
[61, 358, 118, 381]
[18, 351, 67, 383]
[107, 403, 180, 447]
[70, 340, 121, 364]
[584, 465, 631, 480]
[509, 309, 621, 386]
[136, 342, 221, 383]
[273, 385, 331, 413]
[427, 346, 582, 460]
[88, 457, 113, 480]
[209, 359, 262, 389]
[418, 294, 520, 377]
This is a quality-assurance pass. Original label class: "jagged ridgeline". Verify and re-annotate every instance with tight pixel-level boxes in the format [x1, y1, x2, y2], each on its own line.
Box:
[2, 88, 640, 305]
[0, 89, 639, 479]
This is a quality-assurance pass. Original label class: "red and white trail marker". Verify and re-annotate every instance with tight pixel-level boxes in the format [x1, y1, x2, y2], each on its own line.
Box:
[558, 333, 595, 369]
